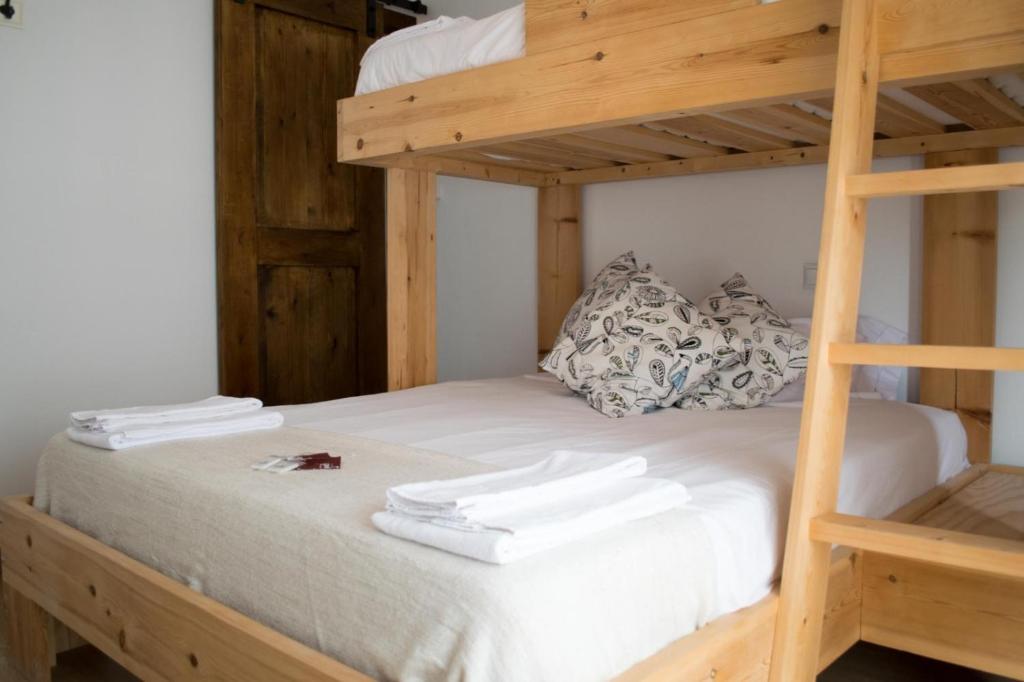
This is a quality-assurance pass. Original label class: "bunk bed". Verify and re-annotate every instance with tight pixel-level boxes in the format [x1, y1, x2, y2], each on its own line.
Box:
[2, 1, 1023, 681]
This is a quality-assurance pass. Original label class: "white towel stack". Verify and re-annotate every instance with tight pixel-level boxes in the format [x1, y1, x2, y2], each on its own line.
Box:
[373, 452, 691, 564]
[67, 396, 283, 450]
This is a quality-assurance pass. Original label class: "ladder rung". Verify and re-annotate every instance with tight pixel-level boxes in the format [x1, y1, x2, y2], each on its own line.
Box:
[830, 343, 1024, 371]
[846, 162, 1024, 198]
[811, 513, 1024, 580]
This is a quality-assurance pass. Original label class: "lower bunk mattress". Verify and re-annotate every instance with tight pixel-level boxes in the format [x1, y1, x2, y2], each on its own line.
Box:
[33, 374, 968, 681]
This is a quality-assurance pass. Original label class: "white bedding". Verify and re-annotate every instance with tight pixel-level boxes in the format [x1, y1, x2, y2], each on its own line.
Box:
[280, 374, 968, 615]
[34, 374, 968, 680]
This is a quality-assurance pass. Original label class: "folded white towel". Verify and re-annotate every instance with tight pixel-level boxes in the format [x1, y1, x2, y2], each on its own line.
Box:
[386, 451, 647, 524]
[373, 476, 690, 564]
[71, 396, 262, 432]
[67, 410, 284, 450]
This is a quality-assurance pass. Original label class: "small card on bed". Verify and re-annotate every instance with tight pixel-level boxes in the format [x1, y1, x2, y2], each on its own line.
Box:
[252, 452, 342, 473]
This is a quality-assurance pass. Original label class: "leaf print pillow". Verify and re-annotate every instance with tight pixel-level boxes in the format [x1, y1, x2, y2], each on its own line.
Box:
[540, 253, 740, 417]
[678, 273, 809, 410]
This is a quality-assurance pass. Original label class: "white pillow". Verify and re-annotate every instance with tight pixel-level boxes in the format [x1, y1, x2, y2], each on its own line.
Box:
[772, 316, 907, 402]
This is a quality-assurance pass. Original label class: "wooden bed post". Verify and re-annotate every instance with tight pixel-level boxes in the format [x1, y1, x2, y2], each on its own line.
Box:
[386, 168, 437, 391]
[2, 581, 54, 682]
[537, 185, 582, 362]
[920, 148, 998, 463]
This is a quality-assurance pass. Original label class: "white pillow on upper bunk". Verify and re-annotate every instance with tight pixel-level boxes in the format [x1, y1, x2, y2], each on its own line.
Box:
[771, 316, 907, 402]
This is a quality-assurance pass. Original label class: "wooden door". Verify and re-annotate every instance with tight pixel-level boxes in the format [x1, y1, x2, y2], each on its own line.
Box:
[216, 0, 389, 405]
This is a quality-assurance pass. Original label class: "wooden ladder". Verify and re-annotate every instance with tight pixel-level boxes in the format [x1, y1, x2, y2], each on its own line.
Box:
[768, 1, 1024, 680]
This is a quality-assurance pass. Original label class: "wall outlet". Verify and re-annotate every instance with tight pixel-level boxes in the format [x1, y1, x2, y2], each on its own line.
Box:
[0, 0, 23, 29]
[803, 262, 818, 291]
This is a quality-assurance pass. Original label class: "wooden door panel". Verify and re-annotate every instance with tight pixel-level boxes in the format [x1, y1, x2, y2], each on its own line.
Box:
[217, 0, 386, 404]
[257, 9, 356, 231]
[261, 265, 359, 405]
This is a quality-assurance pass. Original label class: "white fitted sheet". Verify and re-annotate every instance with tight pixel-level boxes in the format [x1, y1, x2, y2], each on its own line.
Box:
[281, 374, 968, 615]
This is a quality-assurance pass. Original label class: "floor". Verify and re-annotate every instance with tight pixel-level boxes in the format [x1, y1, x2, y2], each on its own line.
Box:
[0, 596, 1010, 682]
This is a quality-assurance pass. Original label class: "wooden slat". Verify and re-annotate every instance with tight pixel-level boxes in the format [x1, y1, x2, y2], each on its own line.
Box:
[339, 0, 1024, 163]
[386, 169, 436, 391]
[537, 185, 581, 358]
[846, 161, 1024, 197]
[811, 513, 1024, 580]
[546, 134, 674, 163]
[717, 104, 833, 145]
[920, 148, 997, 463]
[442, 150, 569, 174]
[808, 93, 946, 137]
[580, 126, 728, 158]
[831, 343, 1024, 371]
[906, 79, 1024, 129]
[769, 1, 880, 679]
[486, 141, 611, 169]
[916, 471, 1024, 540]
[651, 115, 795, 152]
[525, 0, 757, 55]
[0, 498, 371, 682]
[547, 126, 1024, 185]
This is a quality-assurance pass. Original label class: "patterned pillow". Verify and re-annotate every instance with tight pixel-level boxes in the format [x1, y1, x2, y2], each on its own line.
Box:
[678, 273, 809, 410]
[541, 253, 740, 417]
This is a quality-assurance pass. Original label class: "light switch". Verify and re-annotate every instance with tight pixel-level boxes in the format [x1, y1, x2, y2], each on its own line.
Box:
[803, 263, 817, 291]
[0, 1, 23, 29]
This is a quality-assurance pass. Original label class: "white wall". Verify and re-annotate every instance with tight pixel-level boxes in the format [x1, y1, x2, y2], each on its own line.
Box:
[0, 1, 217, 495]
[436, 178, 538, 380]
[994, 147, 1024, 464]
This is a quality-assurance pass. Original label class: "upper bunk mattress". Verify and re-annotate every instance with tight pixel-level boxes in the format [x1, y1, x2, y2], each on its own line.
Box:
[34, 374, 968, 681]
[357, 5, 525, 95]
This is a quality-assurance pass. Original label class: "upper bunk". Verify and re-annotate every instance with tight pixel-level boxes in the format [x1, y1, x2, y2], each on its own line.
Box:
[336, 0, 1024, 187]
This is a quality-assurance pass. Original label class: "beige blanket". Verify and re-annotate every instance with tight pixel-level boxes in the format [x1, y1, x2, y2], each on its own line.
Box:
[35, 427, 717, 682]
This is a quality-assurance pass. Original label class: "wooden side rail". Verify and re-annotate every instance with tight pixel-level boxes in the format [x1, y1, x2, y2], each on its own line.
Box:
[830, 344, 1024, 372]
[811, 514, 1024, 580]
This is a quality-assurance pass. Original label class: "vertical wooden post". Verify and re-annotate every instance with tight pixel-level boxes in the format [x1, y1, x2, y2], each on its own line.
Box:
[537, 185, 582, 363]
[770, 1, 879, 680]
[920, 148, 998, 463]
[386, 168, 437, 391]
[2, 582, 54, 682]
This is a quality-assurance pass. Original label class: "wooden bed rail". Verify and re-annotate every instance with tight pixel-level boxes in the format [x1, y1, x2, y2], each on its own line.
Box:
[338, 0, 1024, 165]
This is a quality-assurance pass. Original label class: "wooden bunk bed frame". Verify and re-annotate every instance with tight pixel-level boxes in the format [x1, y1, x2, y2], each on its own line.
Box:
[3, 1, 1023, 680]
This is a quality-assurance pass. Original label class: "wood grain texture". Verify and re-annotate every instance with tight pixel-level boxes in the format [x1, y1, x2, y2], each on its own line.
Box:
[906, 80, 1024, 130]
[811, 512, 1024, 580]
[339, 0, 1024, 164]
[919, 148, 997, 463]
[0, 498, 371, 682]
[2, 582, 53, 682]
[547, 126, 1024, 185]
[915, 471, 1024, 540]
[861, 469, 1024, 678]
[830, 343, 1024, 371]
[846, 161, 1024, 197]
[218, 0, 386, 403]
[386, 169, 437, 391]
[537, 185, 581, 358]
[861, 554, 1024, 680]
[770, 2, 880, 679]
[524, 0, 757, 55]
